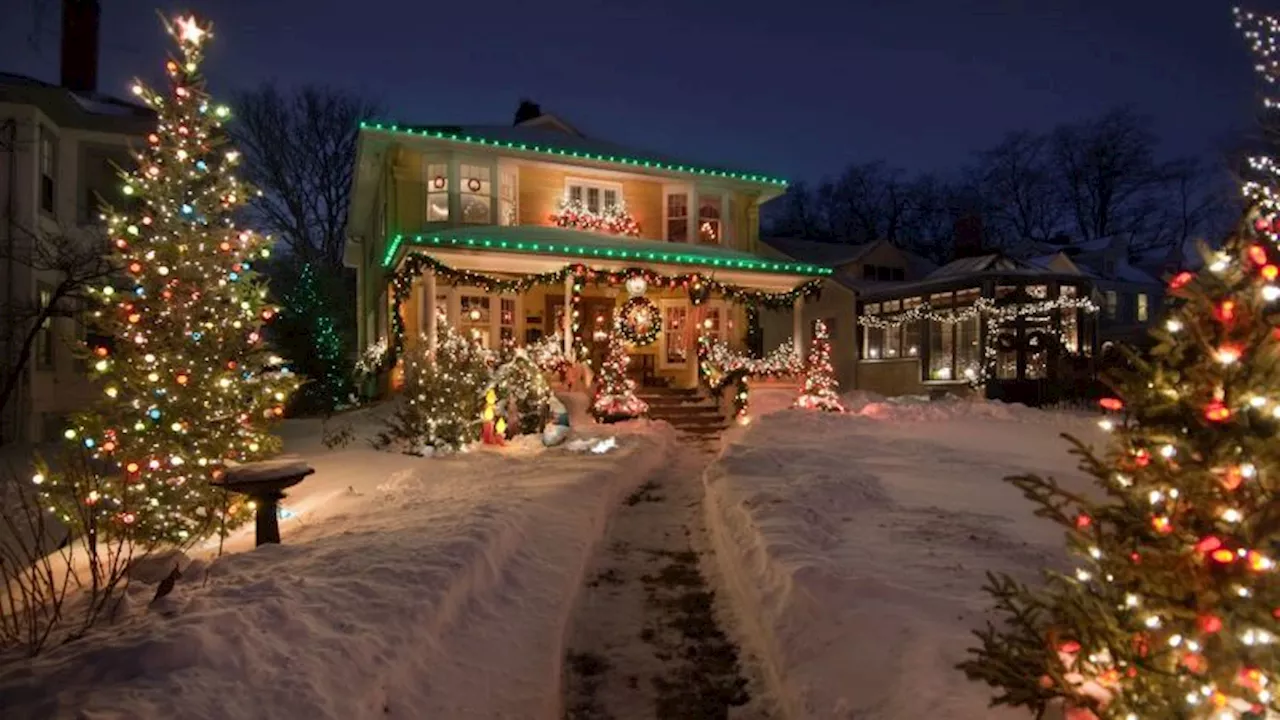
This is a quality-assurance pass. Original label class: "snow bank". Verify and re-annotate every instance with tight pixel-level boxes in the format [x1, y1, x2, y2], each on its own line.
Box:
[0, 410, 676, 720]
[703, 402, 1105, 719]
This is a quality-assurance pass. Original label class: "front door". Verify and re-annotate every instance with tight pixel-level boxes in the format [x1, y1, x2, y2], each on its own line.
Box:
[581, 298, 616, 370]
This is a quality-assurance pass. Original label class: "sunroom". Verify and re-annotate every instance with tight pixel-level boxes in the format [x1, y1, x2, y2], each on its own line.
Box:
[854, 254, 1100, 405]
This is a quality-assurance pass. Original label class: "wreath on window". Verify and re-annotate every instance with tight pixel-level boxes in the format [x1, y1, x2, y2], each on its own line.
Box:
[617, 296, 661, 347]
[466, 177, 482, 192]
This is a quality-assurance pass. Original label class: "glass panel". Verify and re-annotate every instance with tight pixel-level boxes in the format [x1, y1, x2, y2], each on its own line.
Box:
[1027, 284, 1048, 299]
[460, 295, 491, 347]
[884, 324, 901, 358]
[957, 315, 980, 380]
[1024, 314, 1052, 379]
[499, 170, 517, 225]
[586, 187, 601, 213]
[928, 319, 954, 380]
[667, 193, 688, 242]
[1060, 285, 1078, 297]
[954, 288, 981, 306]
[603, 188, 618, 210]
[884, 300, 900, 312]
[1137, 293, 1149, 322]
[699, 196, 721, 244]
[702, 307, 724, 339]
[1105, 291, 1118, 319]
[930, 292, 953, 309]
[1061, 306, 1079, 354]
[664, 305, 689, 365]
[866, 326, 884, 359]
[461, 164, 491, 224]
[903, 321, 921, 357]
[569, 185, 583, 204]
[426, 162, 449, 222]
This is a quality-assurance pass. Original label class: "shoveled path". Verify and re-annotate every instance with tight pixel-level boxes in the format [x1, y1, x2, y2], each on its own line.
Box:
[560, 435, 770, 720]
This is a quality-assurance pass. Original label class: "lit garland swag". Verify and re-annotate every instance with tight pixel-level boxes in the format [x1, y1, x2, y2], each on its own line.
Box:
[385, 252, 822, 368]
[697, 336, 802, 421]
[857, 295, 1099, 386]
[33, 15, 300, 547]
[549, 197, 641, 237]
[957, 10, 1280, 718]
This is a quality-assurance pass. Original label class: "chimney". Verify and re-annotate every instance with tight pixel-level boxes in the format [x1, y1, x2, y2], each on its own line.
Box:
[60, 0, 100, 93]
[952, 214, 984, 259]
[513, 99, 542, 126]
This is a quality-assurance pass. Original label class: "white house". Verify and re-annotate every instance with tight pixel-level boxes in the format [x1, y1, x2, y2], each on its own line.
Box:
[0, 0, 152, 444]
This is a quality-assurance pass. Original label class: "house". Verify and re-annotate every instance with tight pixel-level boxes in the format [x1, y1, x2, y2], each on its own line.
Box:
[0, 0, 152, 444]
[343, 103, 830, 391]
[755, 237, 935, 388]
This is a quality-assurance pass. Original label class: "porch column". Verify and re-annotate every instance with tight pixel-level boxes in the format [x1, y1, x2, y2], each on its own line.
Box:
[424, 270, 438, 360]
[793, 295, 806, 359]
[563, 273, 574, 358]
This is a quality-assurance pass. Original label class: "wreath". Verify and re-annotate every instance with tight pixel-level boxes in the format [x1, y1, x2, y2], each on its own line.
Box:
[617, 296, 661, 346]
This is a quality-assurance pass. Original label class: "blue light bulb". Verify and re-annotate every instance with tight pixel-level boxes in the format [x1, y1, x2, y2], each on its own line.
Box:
[149, 408, 161, 419]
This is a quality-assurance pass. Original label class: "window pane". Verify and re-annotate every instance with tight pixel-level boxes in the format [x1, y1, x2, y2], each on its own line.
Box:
[928, 320, 954, 380]
[462, 194, 491, 224]
[460, 295, 491, 347]
[957, 316, 980, 380]
[903, 321, 921, 357]
[866, 326, 884, 359]
[426, 163, 449, 222]
[665, 305, 689, 365]
[586, 187, 600, 213]
[603, 189, 618, 210]
[1137, 293, 1149, 322]
[1104, 291, 1118, 319]
[863, 265, 877, 280]
[461, 164, 491, 194]
[570, 185, 583, 204]
[884, 324, 901, 358]
[1061, 307, 1079, 354]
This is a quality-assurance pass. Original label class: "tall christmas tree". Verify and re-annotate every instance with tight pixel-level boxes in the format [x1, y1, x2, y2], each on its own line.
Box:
[794, 320, 844, 412]
[37, 15, 299, 546]
[592, 318, 648, 422]
[959, 9, 1280, 719]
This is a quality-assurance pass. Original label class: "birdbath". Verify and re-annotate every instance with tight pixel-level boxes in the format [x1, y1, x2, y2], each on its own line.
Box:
[214, 460, 314, 546]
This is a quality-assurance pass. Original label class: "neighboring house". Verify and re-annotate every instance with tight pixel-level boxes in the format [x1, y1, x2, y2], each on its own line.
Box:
[0, 0, 152, 444]
[344, 104, 829, 390]
[756, 237, 935, 388]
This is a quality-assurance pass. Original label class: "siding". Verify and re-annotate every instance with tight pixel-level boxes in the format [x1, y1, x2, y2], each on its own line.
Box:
[518, 164, 665, 242]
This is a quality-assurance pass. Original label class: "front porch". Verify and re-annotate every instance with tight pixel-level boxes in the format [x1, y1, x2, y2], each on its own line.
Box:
[375, 226, 829, 391]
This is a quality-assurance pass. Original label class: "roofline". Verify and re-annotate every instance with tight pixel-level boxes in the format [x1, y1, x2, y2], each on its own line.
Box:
[358, 121, 788, 189]
[380, 232, 832, 276]
[857, 271, 1094, 302]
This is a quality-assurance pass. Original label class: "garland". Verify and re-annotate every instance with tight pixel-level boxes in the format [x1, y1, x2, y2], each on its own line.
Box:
[386, 252, 823, 364]
[617, 296, 661, 346]
[698, 335, 803, 422]
[550, 198, 641, 236]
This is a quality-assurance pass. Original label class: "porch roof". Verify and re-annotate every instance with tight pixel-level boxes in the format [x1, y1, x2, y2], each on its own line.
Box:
[382, 226, 833, 278]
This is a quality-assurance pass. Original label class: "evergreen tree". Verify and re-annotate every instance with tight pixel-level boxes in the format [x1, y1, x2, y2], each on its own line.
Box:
[794, 320, 844, 412]
[275, 262, 354, 413]
[375, 319, 491, 453]
[592, 319, 648, 422]
[959, 12, 1280, 718]
[36, 15, 299, 546]
[495, 350, 553, 435]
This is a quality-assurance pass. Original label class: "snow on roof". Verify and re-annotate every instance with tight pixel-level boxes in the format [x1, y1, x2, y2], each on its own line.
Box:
[361, 121, 787, 187]
[385, 225, 831, 276]
[927, 253, 1048, 279]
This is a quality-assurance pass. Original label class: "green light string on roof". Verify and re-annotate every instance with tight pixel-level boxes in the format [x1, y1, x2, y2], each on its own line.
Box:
[380, 233, 832, 276]
[359, 122, 789, 187]
[383, 252, 824, 365]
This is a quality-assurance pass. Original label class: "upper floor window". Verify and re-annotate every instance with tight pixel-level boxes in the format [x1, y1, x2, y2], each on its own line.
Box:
[426, 162, 449, 222]
[666, 192, 689, 242]
[39, 127, 57, 216]
[461, 164, 492, 224]
[698, 195, 721, 244]
[1104, 290, 1118, 320]
[499, 169, 518, 225]
[566, 178, 621, 214]
[36, 285, 54, 369]
[862, 264, 905, 281]
[1136, 292, 1149, 323]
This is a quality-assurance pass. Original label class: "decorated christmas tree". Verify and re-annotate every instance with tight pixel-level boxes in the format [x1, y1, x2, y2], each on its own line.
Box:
[495, 350, 553, 435]
[592, 318, 648, 422]
[959, 11, 1280, 718]
[36, 15, 299, 546]
[794, 320, 844, 412]
[375, 318, 491, 454]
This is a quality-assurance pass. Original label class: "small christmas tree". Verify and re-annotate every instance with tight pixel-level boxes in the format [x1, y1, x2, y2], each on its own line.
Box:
[495, 350, 553, 435]
[375, 319, 491, 454]
[592, 318, 648, 422]
[794, 320, 844, 412]
[37, 15, 299, 546]
[959, 12, 1280, 717]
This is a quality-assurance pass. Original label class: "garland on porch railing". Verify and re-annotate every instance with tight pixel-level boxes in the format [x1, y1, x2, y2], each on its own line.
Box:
[384, 252, 823, 367]
[697, 335, 803, 423]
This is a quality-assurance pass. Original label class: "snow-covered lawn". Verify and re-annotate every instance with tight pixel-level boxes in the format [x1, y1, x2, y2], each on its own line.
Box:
[0, 404, 676, 719]
[704, 393, 1106, 719]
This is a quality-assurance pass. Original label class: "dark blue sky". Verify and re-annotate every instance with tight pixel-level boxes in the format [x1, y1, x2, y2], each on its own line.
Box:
[2, 0, 1275, 183]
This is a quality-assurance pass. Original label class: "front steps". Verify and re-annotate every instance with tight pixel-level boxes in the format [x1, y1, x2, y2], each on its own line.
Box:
[638, 387, 727, 436]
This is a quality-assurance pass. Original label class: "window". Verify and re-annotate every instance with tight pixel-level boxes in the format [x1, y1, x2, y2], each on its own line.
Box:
[902, 298, 922, 357]
[460, 294, 491, 347]
[1136, 293, 1149, 323]
[426, 162, 449, 222]
[861, 299, 921, 360]
[39, 127, 56, 215]
[566, 178, 622, 214]
[702, 305, 726, 341]
[461, 164, 491, 224]
[661, 300, 690, 368]
[698, 195, 721, 244]
[36, 285, 54, 369]
[667, 192, 689, 242]
[499, 298, 517, 349]
[1102, 290, 1118, 320]
[862, 264, 906, 281]
[499, 169, 518, 226]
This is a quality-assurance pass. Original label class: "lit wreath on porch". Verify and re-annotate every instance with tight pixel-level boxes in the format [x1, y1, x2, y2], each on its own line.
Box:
[617, 296, 661, 346]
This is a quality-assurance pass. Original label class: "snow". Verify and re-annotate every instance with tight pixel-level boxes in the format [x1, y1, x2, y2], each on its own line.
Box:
[0, 402, 678, 719]
[703, 396, 1106, 719]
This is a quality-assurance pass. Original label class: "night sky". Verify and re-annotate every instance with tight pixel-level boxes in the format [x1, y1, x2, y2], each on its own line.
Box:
[1, 0, 1276, 184]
